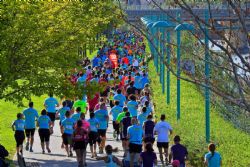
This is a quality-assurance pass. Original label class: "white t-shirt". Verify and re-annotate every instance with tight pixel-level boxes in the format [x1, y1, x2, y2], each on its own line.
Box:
[154, 121, 172, 142]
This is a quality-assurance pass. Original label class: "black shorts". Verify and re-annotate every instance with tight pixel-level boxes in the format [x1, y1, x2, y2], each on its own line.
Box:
[15, 131, 25, 147]
[47, 112, 56, 122]
[62, 133, 73, 145]
[143, 137, 155, 144]
[73, 141, 86, 150]
[157, 142, 169, 148]
[129, 143, 142, 153]
[88, 131, 98, 146]
[38, 129, 50, 143]
[97, 129, 106, 138]
[25, 128, 35, 138]
[112, 121, 120, 131]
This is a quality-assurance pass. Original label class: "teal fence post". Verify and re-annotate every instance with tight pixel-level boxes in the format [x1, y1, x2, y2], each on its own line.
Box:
[176, 30, 181, 120]
[205, 10, 210, 143]
[160, 28, 164, 84]
[162, 30, 165, 94]
[156, 29, 159, 73]
[166, 31, 171, 104]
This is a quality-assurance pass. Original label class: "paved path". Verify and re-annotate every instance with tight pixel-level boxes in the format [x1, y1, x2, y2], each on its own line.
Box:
[16, 109, 165, 167]
[21, 119, 125, 167]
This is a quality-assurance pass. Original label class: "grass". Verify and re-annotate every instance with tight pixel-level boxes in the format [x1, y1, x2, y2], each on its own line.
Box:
[148, 61, 250, 166]
[0, 49, 98, 165]
[0, 95, 47, 166]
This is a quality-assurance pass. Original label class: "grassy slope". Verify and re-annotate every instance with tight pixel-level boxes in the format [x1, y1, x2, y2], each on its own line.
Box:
[148, 62, 250, 166]
[0, 50, 97, 162]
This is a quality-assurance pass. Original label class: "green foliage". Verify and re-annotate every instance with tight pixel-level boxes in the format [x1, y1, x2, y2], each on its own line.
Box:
[0, 0, 123, 104]
[148, 61, 250, 166]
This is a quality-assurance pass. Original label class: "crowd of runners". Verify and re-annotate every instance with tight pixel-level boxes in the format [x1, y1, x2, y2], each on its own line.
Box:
[11, 30, 222, 167]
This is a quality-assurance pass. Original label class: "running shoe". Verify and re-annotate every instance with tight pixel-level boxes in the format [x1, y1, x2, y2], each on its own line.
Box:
[29, 148, 33, 152]
[25, 142, 29, 151]
[113, 131, 117, 139]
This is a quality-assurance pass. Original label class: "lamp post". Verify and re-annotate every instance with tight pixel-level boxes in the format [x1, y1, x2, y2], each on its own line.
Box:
[174, 23, 195, 120]
[153, 21, 175, 95]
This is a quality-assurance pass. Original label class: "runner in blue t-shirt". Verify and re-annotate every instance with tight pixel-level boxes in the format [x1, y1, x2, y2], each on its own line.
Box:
[61, 111, 75, 157]
[22, 102, 39, 152]
[113, 89, 126, 107]
[204, 143, 222, 167]
[12, 113, 25, 155]
[94, 103, 109, 154]
[137, 107, 148, 125]
[57, 101, 71, 125]
[127, 118, 144, 167]
[44, 93, 59, 128]
[127, 95, 138, 117]
[71, 107, 81, 124]
[88, 112, 99, 158]
[109, 101, 122, 140]
[37, 109, 52, 154]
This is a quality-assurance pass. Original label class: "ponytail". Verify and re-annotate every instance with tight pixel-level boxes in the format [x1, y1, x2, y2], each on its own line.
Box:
[208, 143, 216, 160]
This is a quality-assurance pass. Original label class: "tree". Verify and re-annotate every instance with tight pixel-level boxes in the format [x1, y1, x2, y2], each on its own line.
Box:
[0, 0, 123, 104]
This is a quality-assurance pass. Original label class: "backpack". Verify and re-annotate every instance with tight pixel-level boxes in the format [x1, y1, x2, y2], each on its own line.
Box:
[73, 129, 87, 142]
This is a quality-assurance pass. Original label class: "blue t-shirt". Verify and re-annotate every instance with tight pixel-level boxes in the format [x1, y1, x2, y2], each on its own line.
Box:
[134, 76, 142, 89]
[137, 112, 148, 125]
[38, 115, 51, 129]
[127, 100, 138, 117]
[127, 124, 143, 144]
[61, 118, 75, 135]
[110, 106, 123, 121]
[140, 77, 149, 88]
[205, 152, 221, 167]
[146, 106, 153, 115]
[44, 97, 58, 113]
[58, 107, 70, 122]
[77, 74, 87, 84]
[94, 109, 108, 130]
[71, 113, 81, 123]
[13, 119, 25, 131]
[23, 107, 39, 129]
[88, 118, 99, 132]
[113, 94, 126, 107]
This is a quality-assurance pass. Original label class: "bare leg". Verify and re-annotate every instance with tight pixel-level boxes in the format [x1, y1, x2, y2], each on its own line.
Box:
[41, 142, 45, 152]
[30, 136, 34, 150]
[65, 144, 69, 156]
[158, 147, 164, 164]
[130, 153, 135, 167]
[46, 142, 51, 153]
[164, 147, 169, 164]
[82, 149, 86, 165]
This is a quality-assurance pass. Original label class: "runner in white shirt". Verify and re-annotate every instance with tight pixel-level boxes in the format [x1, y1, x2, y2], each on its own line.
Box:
[154, 114, 173, 165]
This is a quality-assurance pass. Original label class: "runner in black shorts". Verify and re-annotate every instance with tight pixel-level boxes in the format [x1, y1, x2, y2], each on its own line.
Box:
[87, 112, 99, 158]
[12, 113, 25, 155]
[120, 112, 131, 157]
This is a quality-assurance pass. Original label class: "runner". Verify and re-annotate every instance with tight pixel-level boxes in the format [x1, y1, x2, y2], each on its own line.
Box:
[109, 101, 123, 141]
[127, 95, 138, 117]
[12, 113, 25, 155]
[113, 89, 126, 107]
[96, 145, 122, 167]
[22, 102, 39, 152]
[154, 114, 173, 165]
[73, 120, 88, 167]
[137, 107, 148, 125]
[169, 135, 188, 167]
[71, 107, 82, 124]
[88, 112, 99, 158]
[139, 143, 157, 167]
[61, 111, 75, 157]
[94, 103, 109, 154]
[204, 143, 222, 167]
[120, 111, 131, 157]
[143, 115, 155, 145]
[127, 118, 143, 167]
[73, 97, 88, 114]
[37, 109, 52, 154]
[44, 93, 59, 129]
